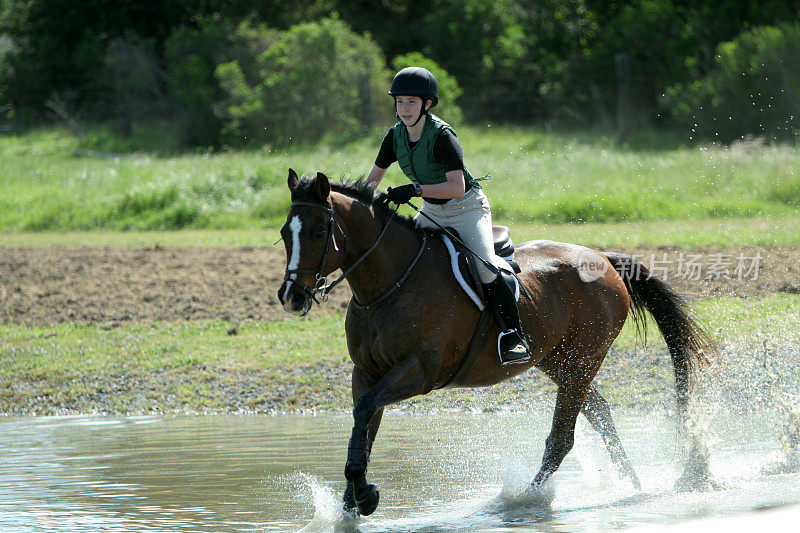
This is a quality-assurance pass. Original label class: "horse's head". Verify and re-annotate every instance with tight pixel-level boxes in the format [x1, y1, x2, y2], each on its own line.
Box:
[278, 169, 346, 316]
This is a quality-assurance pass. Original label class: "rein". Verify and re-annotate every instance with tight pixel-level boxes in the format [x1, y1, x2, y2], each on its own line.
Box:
[285, 200, 416, 307]
[406, 200, 534, 301]
[352, 232, 427, 310]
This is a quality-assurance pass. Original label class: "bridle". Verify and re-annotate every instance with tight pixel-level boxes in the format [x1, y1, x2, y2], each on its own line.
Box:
[282, 199, 400, 305]
[282, 201, 341, 304]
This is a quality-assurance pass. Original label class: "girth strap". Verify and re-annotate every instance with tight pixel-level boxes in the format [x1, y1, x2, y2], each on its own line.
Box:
[437, 308, 493, 389]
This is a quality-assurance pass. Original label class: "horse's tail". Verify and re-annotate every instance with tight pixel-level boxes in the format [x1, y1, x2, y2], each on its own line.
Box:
[604, 252, 715, 419]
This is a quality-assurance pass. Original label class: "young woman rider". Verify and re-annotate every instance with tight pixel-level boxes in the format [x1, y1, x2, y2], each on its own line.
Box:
[365, 66, 530, 365]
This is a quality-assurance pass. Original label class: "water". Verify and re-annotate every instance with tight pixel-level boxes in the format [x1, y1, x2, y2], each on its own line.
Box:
[0, 411, 798, 532]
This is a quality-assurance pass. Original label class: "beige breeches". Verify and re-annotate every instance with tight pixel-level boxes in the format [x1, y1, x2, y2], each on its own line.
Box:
[415, 188, 497, 283]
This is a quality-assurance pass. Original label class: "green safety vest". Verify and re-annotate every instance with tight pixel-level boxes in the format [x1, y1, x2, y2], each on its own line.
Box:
[392, 114, 480, 190]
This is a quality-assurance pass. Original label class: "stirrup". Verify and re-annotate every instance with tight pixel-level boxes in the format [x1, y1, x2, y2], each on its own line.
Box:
[498, 329, 531, 365]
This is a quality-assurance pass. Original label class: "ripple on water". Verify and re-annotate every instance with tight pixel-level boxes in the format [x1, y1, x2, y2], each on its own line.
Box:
[0, 412, 798, 532]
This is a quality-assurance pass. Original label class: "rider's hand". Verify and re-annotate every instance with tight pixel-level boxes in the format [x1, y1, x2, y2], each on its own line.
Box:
[386, 184, 420, 204]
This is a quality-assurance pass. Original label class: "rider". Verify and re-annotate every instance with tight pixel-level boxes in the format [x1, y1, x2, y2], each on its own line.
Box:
[366, 66, 531, 365]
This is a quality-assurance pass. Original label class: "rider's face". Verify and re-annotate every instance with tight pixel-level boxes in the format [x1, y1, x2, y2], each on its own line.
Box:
[395, 96, 429, 126]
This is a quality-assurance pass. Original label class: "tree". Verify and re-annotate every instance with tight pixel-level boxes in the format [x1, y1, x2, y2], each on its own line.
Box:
[664, 24, 800, 142]
[215, 16, 390, 147]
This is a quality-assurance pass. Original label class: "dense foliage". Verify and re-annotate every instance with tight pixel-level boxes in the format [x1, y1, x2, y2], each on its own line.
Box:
[665, 24, 800, 143]
[215, 15, 390, 148]
[1, 0, 799, 146]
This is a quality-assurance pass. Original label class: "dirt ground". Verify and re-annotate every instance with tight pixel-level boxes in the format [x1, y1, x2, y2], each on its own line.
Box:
[1, 244, 799, 326]
[2, 243, 799, 415]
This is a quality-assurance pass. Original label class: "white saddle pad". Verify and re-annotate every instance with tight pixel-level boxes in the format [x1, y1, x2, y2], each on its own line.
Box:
[441, 235, 520, 311]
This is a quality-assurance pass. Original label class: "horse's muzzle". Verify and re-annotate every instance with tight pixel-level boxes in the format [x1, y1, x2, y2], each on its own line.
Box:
[278, 283, 313, 316]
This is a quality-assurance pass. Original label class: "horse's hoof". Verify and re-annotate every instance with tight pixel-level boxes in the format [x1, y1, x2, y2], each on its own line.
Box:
[355, 484, 379, 516]
[520, 480, 556, 507]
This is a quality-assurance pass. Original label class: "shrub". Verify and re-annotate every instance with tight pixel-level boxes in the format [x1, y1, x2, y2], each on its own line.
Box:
[664, 24, 800, 143]
[390, 52, 463, 125]
[215, 15, 391, 148]
[214, 60, 266, 147]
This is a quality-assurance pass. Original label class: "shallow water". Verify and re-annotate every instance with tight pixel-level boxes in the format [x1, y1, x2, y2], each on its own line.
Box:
[0, 411, 798, 532]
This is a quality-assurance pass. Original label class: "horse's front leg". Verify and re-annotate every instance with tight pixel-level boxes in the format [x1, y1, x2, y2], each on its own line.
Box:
[343, 412, 383, 515]
[344, 358, 426, 516]
[343, 368, 384, 516]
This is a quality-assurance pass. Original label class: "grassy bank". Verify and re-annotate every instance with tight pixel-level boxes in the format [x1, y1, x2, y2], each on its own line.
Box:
[2, 294, 798, 414]
[2, 126, 799, 232]
[2, 213, 800, 249]
[4, 294, 796, 375]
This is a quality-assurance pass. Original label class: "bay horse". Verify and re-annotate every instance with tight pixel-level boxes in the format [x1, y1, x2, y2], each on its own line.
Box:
[277, 170, 715, 517]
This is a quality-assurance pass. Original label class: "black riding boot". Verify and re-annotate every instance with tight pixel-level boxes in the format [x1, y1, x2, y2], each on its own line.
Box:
[482, 273, 531, 365]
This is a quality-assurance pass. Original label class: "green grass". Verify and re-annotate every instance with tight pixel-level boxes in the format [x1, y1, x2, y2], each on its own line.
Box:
[2, 125, 799, 232]
[0, 312, 349, 382]
[612, 293, 800, 350]
[2, 214, 799, 249]
[0, 228, 283, 248]
[2, 294, 797, 412]
[2, 294, 797, 384]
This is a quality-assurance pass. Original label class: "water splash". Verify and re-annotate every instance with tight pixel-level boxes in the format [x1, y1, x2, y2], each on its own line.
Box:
[290, 472, 357, 533]
[472, 458, 557, 526]
[760, 341, 800, 475]
[573, 420, 610, 490]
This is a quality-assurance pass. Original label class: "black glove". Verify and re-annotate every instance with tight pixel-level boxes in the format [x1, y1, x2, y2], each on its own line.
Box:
[386, 184, 420, 205]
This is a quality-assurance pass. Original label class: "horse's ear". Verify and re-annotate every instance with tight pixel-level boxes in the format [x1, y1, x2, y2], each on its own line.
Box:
[288, 168, 299, 191]
[314, 172, 330, 200]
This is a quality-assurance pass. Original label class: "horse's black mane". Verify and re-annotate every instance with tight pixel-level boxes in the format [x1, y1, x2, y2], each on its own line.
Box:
[295, 175, 420, 233]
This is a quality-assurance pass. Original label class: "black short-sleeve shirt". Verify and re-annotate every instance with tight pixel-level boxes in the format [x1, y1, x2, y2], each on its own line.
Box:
[374, 128, 465, 172]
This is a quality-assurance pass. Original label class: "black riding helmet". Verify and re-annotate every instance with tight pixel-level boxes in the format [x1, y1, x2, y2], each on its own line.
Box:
[389, 67, 439, 107]
[389, 67, 439, 127]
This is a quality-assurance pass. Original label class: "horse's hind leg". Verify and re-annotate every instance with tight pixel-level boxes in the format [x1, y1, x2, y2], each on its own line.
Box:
[531, 377, 590, 490]
[582, 385, 641, 490]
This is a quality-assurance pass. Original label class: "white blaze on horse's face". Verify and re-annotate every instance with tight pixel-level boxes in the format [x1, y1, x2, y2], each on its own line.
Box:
[282, 215, 303, 313]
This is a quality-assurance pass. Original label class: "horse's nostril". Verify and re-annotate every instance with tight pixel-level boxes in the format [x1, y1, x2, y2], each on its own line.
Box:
[278, 284, 292, 305]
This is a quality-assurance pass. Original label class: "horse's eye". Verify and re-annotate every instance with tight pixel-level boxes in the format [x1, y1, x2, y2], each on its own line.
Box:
[314, 226, 326, 239]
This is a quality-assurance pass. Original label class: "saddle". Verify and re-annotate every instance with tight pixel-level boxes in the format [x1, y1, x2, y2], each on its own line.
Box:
[491, 226, 518, 265]
[437, 226, 529, 388]
[441, 225, 521, 311]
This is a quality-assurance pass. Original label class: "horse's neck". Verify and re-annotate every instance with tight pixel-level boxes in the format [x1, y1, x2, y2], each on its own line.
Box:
[337, 197, 420, 305]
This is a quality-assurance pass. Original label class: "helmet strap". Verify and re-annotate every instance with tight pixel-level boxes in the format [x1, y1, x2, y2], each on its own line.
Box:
[410, 107, 426, 127]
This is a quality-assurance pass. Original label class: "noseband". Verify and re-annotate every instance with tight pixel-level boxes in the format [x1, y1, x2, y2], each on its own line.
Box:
[283, 200, 398, 304]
